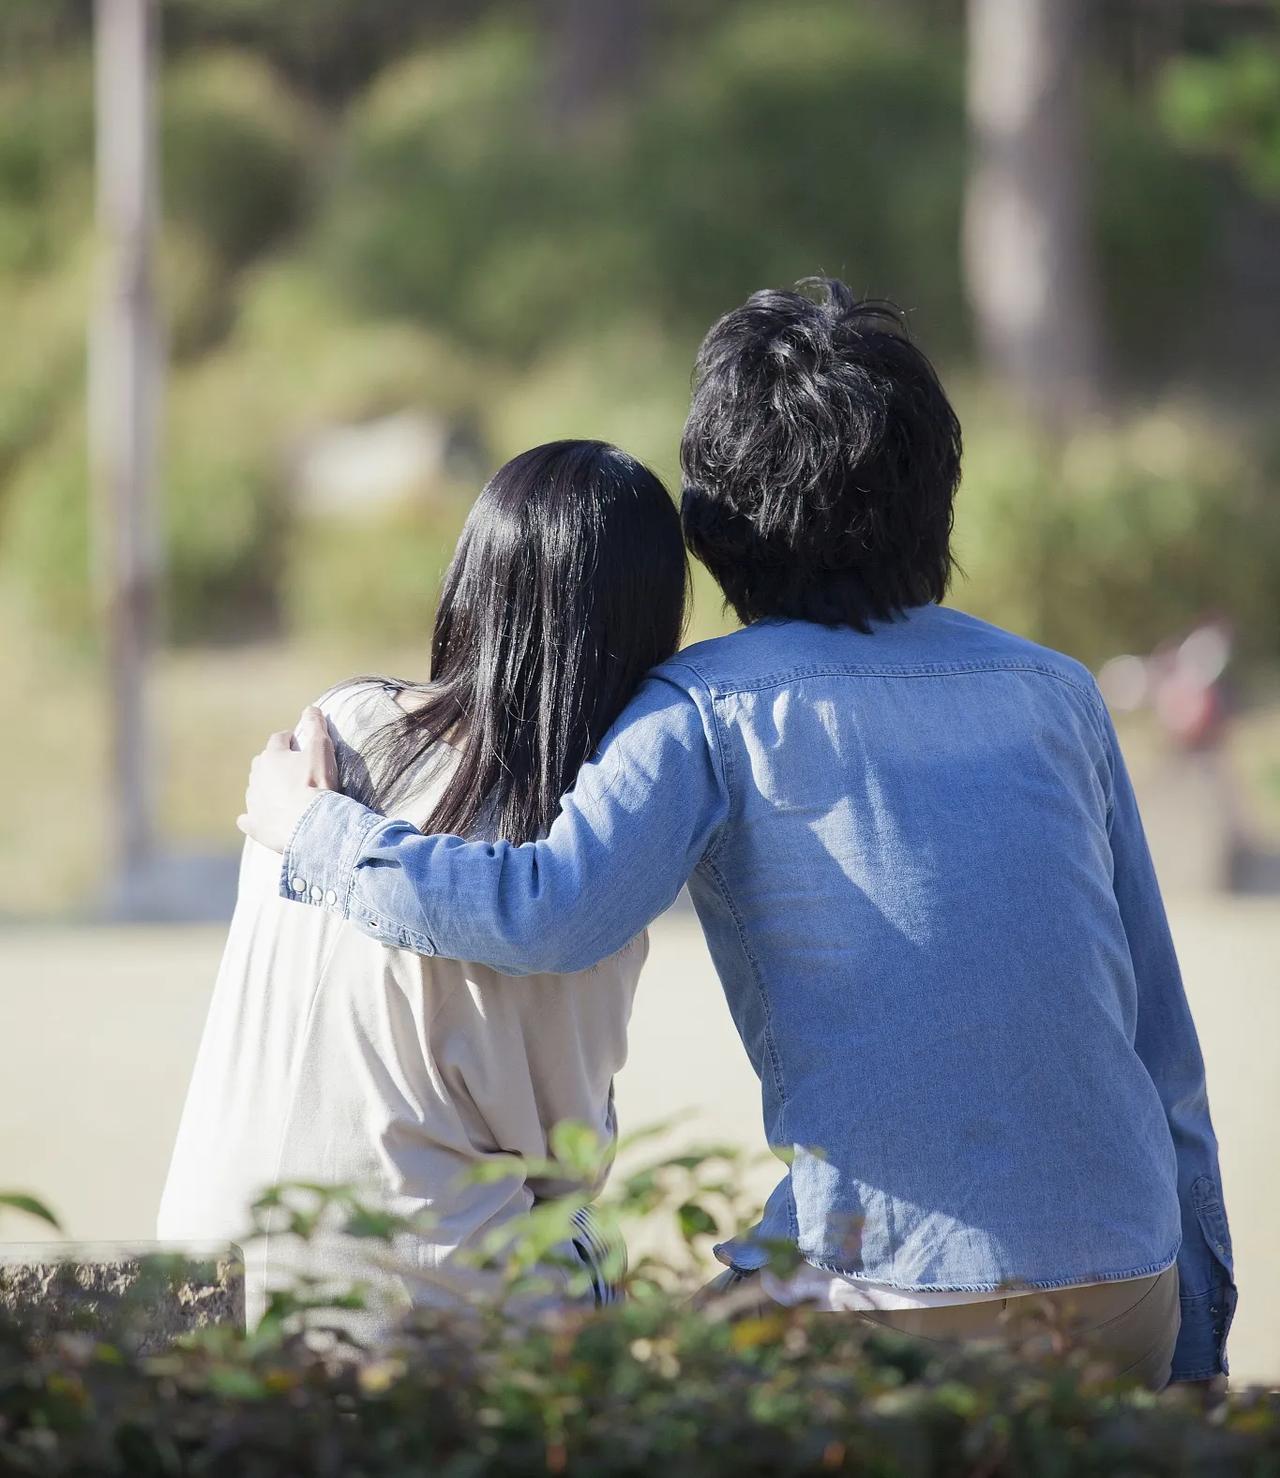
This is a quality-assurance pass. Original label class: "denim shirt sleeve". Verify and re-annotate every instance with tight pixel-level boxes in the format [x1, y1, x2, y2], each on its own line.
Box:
[278, 668, 729, 976]
[1100, 702, 1236, 1381]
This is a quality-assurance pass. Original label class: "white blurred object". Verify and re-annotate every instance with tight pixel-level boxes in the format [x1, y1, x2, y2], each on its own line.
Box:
[1178, 623, 1231, 688]
[1097, 654, 1149, 712]
[294, 411, 452, 516]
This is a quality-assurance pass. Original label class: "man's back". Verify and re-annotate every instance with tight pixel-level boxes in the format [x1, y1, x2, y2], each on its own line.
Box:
[664, 606, 1181, 1289]
[261, 276, 1234, 1380]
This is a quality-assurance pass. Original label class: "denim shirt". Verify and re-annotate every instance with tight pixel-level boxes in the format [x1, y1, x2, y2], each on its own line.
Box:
[281, 605, 1235, 1380]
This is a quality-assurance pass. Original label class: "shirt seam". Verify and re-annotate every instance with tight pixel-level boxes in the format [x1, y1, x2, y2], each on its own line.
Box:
[701, 853, 789, 1136]
[661, 661, 734, 867]
[1080, 684, 1118, 821]
[339, 806, 390, 921]
[685, 660, 1100, 704]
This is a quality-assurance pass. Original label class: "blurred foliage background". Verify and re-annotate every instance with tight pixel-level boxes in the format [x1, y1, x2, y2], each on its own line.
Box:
[2, 0, 1280, 910]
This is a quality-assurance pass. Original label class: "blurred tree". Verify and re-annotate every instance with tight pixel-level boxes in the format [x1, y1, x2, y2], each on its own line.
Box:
[163, 0, 498, 102]
[1160, 7, 1280, 197]
[3, 0, 1278, 673]
[91, 0, 161, 882]
[963, 0, 1102, 425]
[161, 53, 314, 268]
[0, 0, 90, 58]
[541, 0, 649, 137]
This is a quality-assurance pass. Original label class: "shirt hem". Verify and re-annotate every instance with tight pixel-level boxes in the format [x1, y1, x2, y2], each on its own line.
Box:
[802, 1247, 1182, 1294]
[715, 1237, 1182, 1295]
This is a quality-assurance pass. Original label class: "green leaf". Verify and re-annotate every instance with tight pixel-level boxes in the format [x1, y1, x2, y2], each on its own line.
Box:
[549, 1120, 609, 1179]
[0, 1191, 62, 1229]
[206, 1367, 269, 1401]
[676, 1202, 718, 1242]
[341, 1205, 415, 1241]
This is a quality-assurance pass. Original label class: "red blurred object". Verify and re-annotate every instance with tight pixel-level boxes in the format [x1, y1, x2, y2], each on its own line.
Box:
[1153, 670, 1224, 750]
[1148, 620, 1232, 752]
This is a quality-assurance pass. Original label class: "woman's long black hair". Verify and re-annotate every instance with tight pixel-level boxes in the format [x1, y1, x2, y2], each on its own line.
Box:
[345, 440, 688, 845]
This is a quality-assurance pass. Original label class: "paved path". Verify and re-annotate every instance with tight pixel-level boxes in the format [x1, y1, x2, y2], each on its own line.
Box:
[0, 897, 1276, 1383]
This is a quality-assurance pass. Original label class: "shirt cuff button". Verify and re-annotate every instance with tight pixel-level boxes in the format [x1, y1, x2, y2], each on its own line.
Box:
[310, 885, 324, 902]
[291, 877, 306, 893]
[325, 890, 338, 907]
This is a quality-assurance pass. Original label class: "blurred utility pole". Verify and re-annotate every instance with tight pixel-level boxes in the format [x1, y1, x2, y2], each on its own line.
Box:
[963, 0, 1102, 426]
[90, 0, 161, 890]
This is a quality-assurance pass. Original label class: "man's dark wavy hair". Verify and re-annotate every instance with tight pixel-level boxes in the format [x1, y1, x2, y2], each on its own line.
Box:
[680, 278, 962, 631]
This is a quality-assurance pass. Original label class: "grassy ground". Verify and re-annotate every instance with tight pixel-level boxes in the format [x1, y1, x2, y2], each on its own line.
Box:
[1233, 696, 1280, 840]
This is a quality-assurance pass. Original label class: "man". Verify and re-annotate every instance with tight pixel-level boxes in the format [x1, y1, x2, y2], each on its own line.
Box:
[242, 280, 1233, 1386]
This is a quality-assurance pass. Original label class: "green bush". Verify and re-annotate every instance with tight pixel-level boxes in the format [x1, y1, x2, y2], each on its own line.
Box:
[1, 367, 284, 649]
[3, 2, 1277, 659]
[161, 51, 316, 269]
[164, 0, 471, 103]
[225, 261, 487, 648]
[282, 507, 466, 650]
[322, 6, 970, 360]
[0, 412, 94, 647]
[1092, 91, 1224, 376]
[162, 435, 284, 645]
[230, 257, 485, 424]
[953, 397, 1280, 667]
[321, 25, 582, 359]
[321, 0, 1224, 374]
[1, 1139, 1276, 1477]
[0, 385, 283, 650]
[622, 2, 968, 355]
[0, 55, 93, 276]
[0, 246, 89, 490]
[1160, 34, 1280, 199]
[0, 251, 496, 648]
[7, 1295, 1273, 1478]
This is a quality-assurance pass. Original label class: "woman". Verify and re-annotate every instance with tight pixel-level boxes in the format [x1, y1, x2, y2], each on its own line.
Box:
[158, 440, 687, 1328]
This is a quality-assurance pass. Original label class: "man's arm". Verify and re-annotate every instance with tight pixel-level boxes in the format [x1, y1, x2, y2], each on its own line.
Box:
[1100, 703, 1236, 1383]
[268, 670, 730, 976]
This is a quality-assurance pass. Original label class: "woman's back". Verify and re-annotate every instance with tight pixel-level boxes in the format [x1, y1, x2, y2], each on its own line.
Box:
[158, 681, 644, 1324]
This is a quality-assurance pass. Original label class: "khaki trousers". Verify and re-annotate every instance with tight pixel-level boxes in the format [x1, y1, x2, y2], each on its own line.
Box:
[699, 1262, 1181, 1390]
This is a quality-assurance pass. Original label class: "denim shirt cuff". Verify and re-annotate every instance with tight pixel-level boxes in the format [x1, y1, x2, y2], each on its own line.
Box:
[712, 1235, 771, 1275]
[279, 790, 384, 920]
[1169, 1175, 1237, 1382]
[1171, 1278, 1236, 1381]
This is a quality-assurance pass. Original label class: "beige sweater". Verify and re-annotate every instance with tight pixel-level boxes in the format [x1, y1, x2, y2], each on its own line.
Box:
[158, 681, 644, 1326]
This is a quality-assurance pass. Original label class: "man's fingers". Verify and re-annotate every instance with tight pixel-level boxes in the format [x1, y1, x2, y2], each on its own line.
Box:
[296, 705, 339, 790]
[296, 705, 328, 747]
[265, 729, 297, 753]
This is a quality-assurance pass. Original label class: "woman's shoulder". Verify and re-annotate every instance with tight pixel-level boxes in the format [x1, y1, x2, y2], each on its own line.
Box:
[311, 678, 406, 747]
[313, 677, 459, 823]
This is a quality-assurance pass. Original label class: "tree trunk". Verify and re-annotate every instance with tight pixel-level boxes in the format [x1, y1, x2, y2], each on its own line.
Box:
[963, 0, 1103, 425]
[542, 0, 648, 139]
[90, 0, 162, 883]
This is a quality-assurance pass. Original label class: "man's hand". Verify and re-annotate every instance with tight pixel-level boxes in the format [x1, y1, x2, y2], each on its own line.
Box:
[237, 706, 339, 853]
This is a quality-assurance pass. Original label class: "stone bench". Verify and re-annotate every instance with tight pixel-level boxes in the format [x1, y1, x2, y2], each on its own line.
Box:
[0, 1242, 244, 1352]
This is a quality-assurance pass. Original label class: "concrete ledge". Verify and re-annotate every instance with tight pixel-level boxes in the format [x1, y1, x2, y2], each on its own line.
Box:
[0, 1241, 245, 1350]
